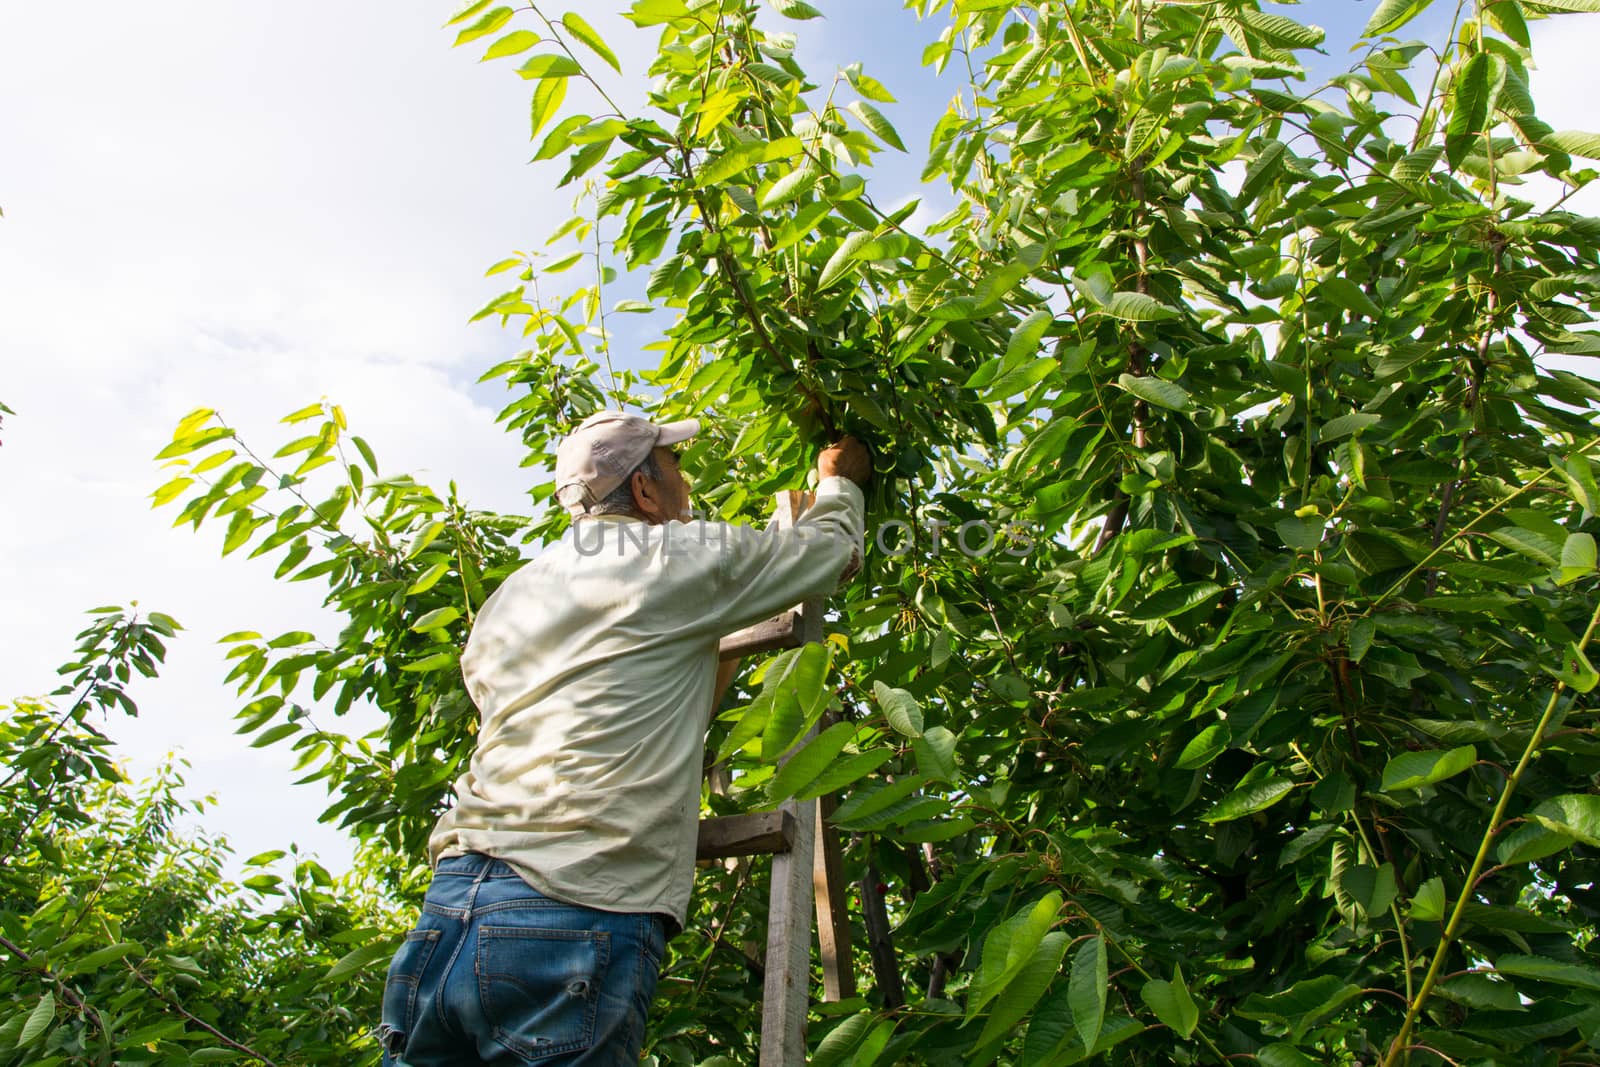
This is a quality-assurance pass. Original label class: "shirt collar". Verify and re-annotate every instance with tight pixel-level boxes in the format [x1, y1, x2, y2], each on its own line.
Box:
[577, 514, 647, 524]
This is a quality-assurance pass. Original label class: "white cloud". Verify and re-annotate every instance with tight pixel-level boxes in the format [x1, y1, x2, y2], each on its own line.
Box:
[0, 0, 642, 871]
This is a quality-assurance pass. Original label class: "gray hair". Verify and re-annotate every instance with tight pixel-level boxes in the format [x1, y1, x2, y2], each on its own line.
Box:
[582, 450, 664, 518]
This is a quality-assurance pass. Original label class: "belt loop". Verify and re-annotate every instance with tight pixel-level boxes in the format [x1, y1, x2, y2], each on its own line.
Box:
[463, 852, 493, 918]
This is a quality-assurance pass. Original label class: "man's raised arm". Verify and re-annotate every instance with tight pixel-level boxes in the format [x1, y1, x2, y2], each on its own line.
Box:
[698, 437, 872, 641]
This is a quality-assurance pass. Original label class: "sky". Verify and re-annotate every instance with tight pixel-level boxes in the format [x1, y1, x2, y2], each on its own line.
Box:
[1, 1, 1596, 875]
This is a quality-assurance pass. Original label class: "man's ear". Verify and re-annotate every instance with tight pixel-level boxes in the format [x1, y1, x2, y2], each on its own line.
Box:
[631, 470, 665, 521]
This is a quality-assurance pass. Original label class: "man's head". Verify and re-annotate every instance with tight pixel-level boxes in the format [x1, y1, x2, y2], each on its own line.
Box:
[554, 411, 698, 524]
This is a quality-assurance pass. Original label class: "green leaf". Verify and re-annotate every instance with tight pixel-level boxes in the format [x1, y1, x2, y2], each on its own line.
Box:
[1127, 582, 1222, 621]
[846, 66, 896, 103]
[1391, 144, 1442, 183]
[971, 891, 1063, 1018]
[770, 0, 824, 19]
[1488, 525, 1562, 565]
[62, 941, 142, 976]
[1176, 724, 1230, 770]
[1554, 641, 1599, 692]
[1380, 745, 1476, 791]
[1363, 0, 1434, 36]
[323, 940, 397, 983]
[411, 606, 462, 632]
[1256, 1045, 1323, 1067]
[697, 139, 771, 185]
[351, 435, 379, 474]
[482, 29, 541, 60]
[818, 231, 874, 290]
[1276, 515, 1324, 552]
[1202, 777, 1295, 822]
[986, 357, 1059, 402]
[1496, 954, 1600, 991]
[402, 650, 459, 673]
[1559, 455, 1600, 517]
[1559, 532, 1596, 584]
[445, 0, 492, 27]
[453, 5, 513, 46]
[1349, 617, 1376, 663]
[1496, 822, 1576, 865]
[873, 680, 924, 737]
[250, 722, 299, 748]
[1320, 412, 1381, 441]
[18, 992, 54, 1047]
[1533, 794, 1600, 845]
[1102, 291, 1179, 322]
[1446, 53, 1491, 168]
[516, 54, 582, 80]
[1320, 277, 1382, 319]
[832, 775, 929, 827]
[530, 76, 569, 140]
[1340, 862, 1399, 916]
[1140, 965, 1199, 1038]
[407, 561, 451, 596]
[1068, 934, 1107, 1052]
[1487, 0, 1531, 45]
[153, 427, 234, 460]
[1005, 309, 1054, 366]
[1116, 374, 1191, 412]
[1023, 985, 1080, 1063]
[977, 931, 1070, 1046]
[797, 748, 894, 800]
[1238, 140, 1286, 205]
[1236, 975, 1361, 1030]
[561, 12, 620, 72]
[1542, 130, 1600, 160]
[1410, 876, 1446, 921]
[151, 476, 195, 507]
[221, 510, 257, 556]
[1235, 9, 1325, 47]
[696, 86, 745, 138]
[767, 720, 856, 802]
[810, 1013, 872, 1067]
[846, 100, 906, 151]
[761, 642, 832, 758]
[761, 166, 819, 208]
[913, 725, 959, 782]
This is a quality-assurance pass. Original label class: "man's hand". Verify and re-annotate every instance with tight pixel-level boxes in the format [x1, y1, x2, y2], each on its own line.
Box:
[818, 435, 872, 486]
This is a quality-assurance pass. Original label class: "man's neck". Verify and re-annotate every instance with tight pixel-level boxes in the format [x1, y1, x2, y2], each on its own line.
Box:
[578, 512, 652, 524]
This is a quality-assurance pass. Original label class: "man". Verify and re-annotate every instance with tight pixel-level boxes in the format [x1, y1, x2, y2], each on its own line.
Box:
[378, 409, 871, 1066]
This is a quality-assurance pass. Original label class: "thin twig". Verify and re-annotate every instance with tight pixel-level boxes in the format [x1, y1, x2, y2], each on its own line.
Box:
[1381, 597, 1600, 1065]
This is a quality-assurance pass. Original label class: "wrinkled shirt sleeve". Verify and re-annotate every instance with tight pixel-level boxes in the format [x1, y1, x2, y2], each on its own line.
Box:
[697, 475, 865, 639]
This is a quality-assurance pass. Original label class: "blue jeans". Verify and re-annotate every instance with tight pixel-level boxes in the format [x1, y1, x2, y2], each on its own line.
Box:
[379, 853, 666, 1066]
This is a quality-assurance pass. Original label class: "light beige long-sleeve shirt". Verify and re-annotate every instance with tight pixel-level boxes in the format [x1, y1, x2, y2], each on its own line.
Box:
[428, 476, 865, 927]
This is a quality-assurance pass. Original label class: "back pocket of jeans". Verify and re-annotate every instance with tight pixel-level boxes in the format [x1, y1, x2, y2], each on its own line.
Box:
[477, 925, 609, 1062]
[381, 926, 443, 1049]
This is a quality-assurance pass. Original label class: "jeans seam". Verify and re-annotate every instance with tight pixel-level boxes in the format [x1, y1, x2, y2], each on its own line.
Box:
[428, 855, 495, 1034]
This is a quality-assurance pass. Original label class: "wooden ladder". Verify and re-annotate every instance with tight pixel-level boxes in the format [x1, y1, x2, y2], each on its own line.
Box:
[696, 489, 856, 1066]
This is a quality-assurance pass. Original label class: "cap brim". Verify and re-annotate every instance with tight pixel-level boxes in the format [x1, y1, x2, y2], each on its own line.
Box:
[656, 418, 700, 446]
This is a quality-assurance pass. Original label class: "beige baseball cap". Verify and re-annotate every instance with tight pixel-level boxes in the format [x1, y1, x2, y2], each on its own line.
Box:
[553, 410, 700, 516]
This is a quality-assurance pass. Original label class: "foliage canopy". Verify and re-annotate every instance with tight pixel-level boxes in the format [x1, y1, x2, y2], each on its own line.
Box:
[10, 0, 1600, 1063]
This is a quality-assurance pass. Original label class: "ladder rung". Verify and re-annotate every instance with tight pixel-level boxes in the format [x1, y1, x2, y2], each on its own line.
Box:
[719, 610, 806, 660]
[695, 810, 796, 860]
